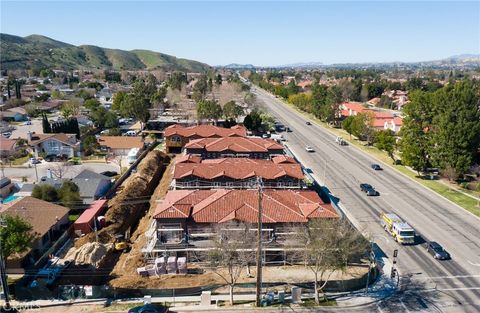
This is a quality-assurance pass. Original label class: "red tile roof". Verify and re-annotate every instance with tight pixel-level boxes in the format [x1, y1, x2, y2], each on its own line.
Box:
[165, 124, 247, 138]
[0, 138, 17, 151]
[174, 158, 303, 180]
[176, 154, 202, 164]
[185, 137, 284, 153]
[154, 189, 338, 223]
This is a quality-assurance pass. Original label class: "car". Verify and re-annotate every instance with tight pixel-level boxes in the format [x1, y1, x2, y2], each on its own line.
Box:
[335, 136, 347, 145]
[426, 241, 450, 260]
[366, 187, 379, 196]
[2, 132, 12, 138]
[286, 127, 292, 132]
[371, 164, 382, 170]
[360, 183, 373, 192]
[29, 158, 41, 165]
[306, 121, 312, 125]
[127, 304, 168, 313]
[262, 133, 271, 138]
[305, 146, 315, 152]
[22, 121, 32, 126]
[100, 171, 118, 177]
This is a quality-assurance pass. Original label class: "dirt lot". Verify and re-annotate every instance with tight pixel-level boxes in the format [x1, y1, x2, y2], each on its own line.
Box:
[109, 155, 177, 288]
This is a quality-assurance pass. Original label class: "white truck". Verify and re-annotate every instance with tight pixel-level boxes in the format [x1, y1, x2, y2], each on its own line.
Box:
[127, 148, 140, 165]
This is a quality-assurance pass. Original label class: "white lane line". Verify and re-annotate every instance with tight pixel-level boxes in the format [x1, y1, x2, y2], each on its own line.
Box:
[376, 303, 386, 313]
[468, 260, 480, 267]
[412, 274, 480, 280]
[437, 287, 480, 291]
[400, 299, 412, 313]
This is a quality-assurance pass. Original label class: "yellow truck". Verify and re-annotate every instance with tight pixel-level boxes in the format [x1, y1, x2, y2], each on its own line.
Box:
[380, 212, 415, 244]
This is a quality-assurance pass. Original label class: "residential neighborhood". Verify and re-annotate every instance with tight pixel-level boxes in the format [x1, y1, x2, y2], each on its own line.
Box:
[1, 2, 480, 313]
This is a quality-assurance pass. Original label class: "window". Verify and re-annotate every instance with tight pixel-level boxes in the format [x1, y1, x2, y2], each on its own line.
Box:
[226, 182, 233, 188]
[277, 182, 284, 188]
[213, 182, 220, 187]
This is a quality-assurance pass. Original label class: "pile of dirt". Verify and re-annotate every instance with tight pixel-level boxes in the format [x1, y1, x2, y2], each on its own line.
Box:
[65, 242, 113, 267]
[109, 155, 177, 288]
[75, 150, 170, 247]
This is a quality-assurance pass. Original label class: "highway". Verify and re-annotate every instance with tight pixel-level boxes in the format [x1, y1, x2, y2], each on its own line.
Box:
[251, 86, 480, 313]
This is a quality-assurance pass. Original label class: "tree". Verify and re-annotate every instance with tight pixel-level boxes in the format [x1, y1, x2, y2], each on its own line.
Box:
[77, 89, 93, 100]
[32, 184, 59, 202]
[295, 218, 368, 304]
[223, 101, 244, 120]
[168, 71, 187, 90]
[215, 74, 223, 85]
[193, 75, 209, 98]
[429, 81, 480, 177]
[83, 135, 99, 156]
[399, 90, 434, 174]
[42, 113, 51, 133]
[0, 215, 36, 260]
[207, 222, 256, 305]
[112, 91, 127, 112]
[197, 100, 223, 122]
[61, 99, 81, 118]
[51, 90, 66, 100]
[49, 161, 71, 179]
[342, 116, 355, 139]
[375, 129, 396, 162]
[243, 110, 262, 131]
[84, 99, 101, 110]
[58, 181, 81, 209]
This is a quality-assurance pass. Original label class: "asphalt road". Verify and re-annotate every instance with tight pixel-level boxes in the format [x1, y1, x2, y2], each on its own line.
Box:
[251, 86, 480, 313]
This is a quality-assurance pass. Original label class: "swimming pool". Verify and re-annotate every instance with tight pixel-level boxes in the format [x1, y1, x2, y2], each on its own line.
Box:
[1, 194, 20, 204]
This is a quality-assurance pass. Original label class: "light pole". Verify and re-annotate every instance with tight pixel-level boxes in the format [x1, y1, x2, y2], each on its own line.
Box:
[0, 218, 10, 310]
[255, 177, 264, 307]
[364, 234, 388, 295]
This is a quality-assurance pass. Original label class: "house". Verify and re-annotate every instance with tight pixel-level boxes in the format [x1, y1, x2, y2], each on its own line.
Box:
[165, 124, 247, 153]
[1, 197, 69, 270]
[72, 170, 112, 205]
[340, 102, 403, 134]
[28, 133, 80, 158]
[0, 138, 18, 157]
[0, 177, 15, 198]
[340, 102, 368, 117]
[0, 111, 27, 122]
[184, 137, 284, 159]
[173, 157, 304, 189]
[143, 189, 338, 262]
[98, 136, 144, 156]
[7, 107, 28, 116]
[384, 117, 403, 133]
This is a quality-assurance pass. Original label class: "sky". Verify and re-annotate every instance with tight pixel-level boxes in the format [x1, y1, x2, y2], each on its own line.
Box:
[1, 1, 479, 66]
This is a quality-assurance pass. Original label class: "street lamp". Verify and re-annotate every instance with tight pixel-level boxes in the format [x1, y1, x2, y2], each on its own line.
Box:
[0, 218, 10, 310]
[364, 234, 388, 295]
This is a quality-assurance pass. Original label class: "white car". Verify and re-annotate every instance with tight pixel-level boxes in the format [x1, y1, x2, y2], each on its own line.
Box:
[305, 146, 315, 152]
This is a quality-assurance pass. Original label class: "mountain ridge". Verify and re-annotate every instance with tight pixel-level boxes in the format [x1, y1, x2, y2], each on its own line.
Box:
[0, 33, 211, 72]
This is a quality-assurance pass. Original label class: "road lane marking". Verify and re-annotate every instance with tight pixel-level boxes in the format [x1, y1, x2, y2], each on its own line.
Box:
[437, 287, 480, 291]
[400, 298, 412, 313]
[411, 275, 480, 280]
[468, 260, 480, 267]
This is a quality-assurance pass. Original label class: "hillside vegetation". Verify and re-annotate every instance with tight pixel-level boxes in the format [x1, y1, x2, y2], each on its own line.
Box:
[0, 33, 210, 72]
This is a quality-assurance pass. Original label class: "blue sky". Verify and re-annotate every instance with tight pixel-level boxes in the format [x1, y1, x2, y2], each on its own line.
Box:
[1, 1, 479, 66]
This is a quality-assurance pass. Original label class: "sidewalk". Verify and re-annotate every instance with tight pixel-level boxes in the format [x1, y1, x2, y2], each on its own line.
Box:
[6, 258, 398, 311]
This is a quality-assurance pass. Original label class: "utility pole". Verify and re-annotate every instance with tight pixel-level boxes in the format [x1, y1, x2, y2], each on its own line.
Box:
[255, 177, 263, 307]
[0, 218, 10, 310]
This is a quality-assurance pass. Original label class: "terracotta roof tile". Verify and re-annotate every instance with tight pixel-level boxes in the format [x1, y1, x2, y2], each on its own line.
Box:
[174, 158, 303, 180]
[185, 137, 284, 153]
[165, 124, 247, 138]
[154, 189, 338, 223]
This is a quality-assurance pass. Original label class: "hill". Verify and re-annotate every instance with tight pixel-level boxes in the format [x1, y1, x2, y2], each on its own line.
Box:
[0, 33, 211, 72]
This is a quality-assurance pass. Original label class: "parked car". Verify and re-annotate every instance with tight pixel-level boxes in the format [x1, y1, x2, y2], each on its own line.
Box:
[22, 121, 32, 126]
[128, 304, 168, 313]
[306, 121, 312, 125]
[426, 241, 450, 260]
[305, 146, 315, 152]
[262, 133, 271, 138]
[1, 132, 11, 138]
[100, 171, 118, 177]
[371, 164, 382, 170]
[335, 136, 347, 145]
[29, 158, 41, 165]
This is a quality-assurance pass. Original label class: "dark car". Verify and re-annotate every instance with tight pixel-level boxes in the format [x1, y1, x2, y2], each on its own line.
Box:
[426, 241, 450, 260]
[371, 164, 382, 170]
[100, 171, 119, 177]
[366, 188, 379, 196]
[286, 127, 292, 132]
[306, 121, 312, 125]
[128, 304, 168, 313]
[360, 183, 373, 192]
